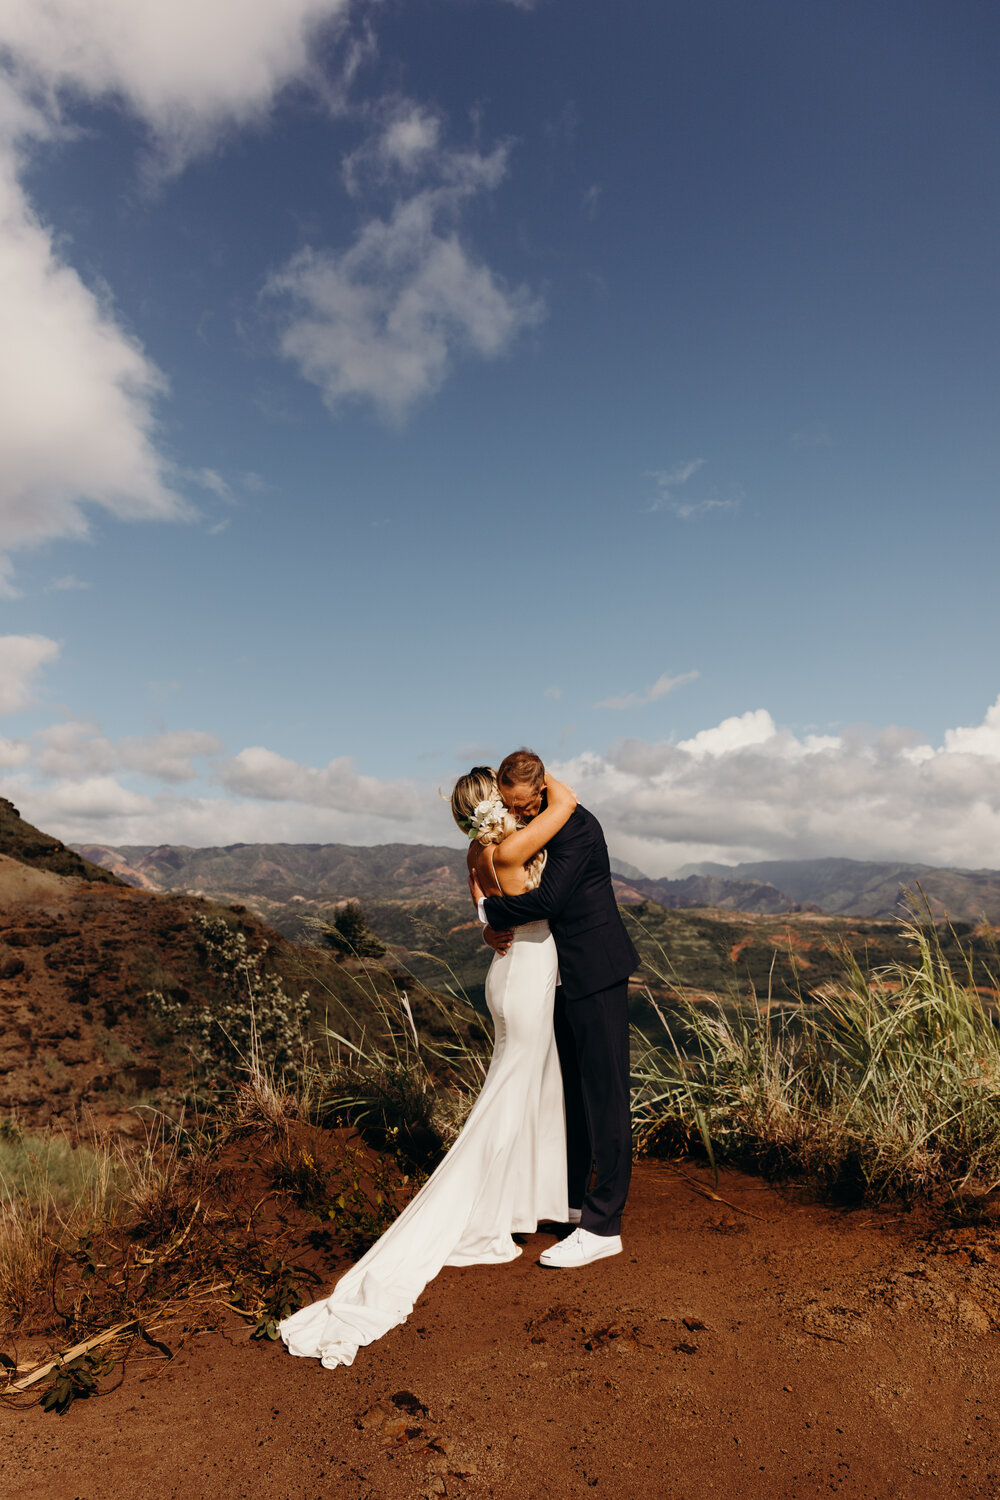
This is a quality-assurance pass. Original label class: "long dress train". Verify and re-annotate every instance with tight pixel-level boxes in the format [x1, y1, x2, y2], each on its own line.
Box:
[279, 919, 568, 1369]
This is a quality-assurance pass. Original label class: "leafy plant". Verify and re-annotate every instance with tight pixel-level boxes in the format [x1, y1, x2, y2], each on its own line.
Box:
[40, 1353, 102, 1414]
[249, 1260, 304, 1341]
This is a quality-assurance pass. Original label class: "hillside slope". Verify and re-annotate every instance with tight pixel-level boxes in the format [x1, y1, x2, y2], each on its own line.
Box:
[0, 812, 436, 1131]
[1, 798, 122, 886]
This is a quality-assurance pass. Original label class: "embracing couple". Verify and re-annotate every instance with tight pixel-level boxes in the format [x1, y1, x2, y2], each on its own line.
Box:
[280, 748, 639, 1371]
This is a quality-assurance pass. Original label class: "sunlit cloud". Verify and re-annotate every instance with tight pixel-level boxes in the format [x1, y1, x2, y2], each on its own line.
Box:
[0, 0, 357, 587]
[268, 105, 544, 422]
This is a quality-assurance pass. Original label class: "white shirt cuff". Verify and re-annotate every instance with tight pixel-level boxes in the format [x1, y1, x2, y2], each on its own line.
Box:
[477, 897, 488, 925]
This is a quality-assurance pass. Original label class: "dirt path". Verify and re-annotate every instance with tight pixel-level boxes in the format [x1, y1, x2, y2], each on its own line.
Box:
[5, 1161, 1000, 1499]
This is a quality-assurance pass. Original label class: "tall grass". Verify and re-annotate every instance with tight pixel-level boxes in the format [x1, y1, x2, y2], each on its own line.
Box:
[292, 949, 492, 1166]
[632, 917, 1000, 1202]
[0, 1123, 123, 1329]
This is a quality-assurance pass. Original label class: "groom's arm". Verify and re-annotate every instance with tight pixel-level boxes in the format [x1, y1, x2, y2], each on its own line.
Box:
[482, 812, 591, 929]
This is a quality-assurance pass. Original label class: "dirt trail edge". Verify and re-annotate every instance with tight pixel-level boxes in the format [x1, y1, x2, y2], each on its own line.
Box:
[5, 1161, 1000, 1500]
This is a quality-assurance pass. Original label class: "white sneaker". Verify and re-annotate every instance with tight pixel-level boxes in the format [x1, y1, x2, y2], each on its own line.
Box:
[567, 1207, 582, 1224]
[538, 1227, 623, 1268]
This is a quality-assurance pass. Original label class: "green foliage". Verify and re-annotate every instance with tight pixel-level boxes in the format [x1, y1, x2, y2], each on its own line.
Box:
[324, 1142, 408, 1256]
[147, 914, 310, 1076]
[324, 902, 387, 959]
[247, 1260, 304, 1341]
[40, 1353, 103, 1414]
[270, 1142, 419, 1259]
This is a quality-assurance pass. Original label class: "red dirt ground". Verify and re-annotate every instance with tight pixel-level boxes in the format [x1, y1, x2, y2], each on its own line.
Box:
[5, 1159, 1000, 1500]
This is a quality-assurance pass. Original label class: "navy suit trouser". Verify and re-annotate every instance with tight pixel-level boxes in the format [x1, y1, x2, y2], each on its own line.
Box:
[553, 979, 633, 1237]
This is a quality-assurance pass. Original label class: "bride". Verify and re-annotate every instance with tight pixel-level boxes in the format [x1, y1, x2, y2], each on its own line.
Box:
[279, 766, 578, 1369]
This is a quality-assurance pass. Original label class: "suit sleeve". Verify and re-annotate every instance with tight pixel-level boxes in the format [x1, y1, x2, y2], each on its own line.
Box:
[482, 816, 591, 929]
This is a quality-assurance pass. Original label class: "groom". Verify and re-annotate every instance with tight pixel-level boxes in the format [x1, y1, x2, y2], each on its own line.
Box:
[480, 748, 640, 1268]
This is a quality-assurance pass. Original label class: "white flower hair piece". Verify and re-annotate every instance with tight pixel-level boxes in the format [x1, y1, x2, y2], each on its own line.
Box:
[468, 797, 507, 837]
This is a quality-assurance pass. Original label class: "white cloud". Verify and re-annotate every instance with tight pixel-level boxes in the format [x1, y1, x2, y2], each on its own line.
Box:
[269, 111, 544, 421]
[943, 698, 1000, 759]
[35, 720, 222, 783]
[0, 634, 59, 714]
[648, 460, 705, 488]
[343, 101, 445, 192]
[220, 745, 415, 817]
[5, 777, 445, 850]
[671, 494, 741, 521]
[677, 708, 778, 758]
[8, 694, 1000, 877]
[597, 669, 699, 711]
[121, 729, 223, 782]
[552, 694, 1000, 875]
[0, 141, 187, 588]
[0, 737, 30, 769]
[31, 773, 156, 822]
[1, 0, 353, 168]
[0, 0, 356, 586]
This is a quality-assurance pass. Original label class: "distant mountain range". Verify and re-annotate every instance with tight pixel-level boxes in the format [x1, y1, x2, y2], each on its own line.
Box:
[77, 840, 469, 903]
[678, 857, 1000, 921]
[74, 841, 1000, 923]
[77, 840, 800, 915]
[67, 839, 1000, 1024]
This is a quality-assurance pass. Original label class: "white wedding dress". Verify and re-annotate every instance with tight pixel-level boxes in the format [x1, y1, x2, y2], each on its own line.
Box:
[279, 919, 568, 1369]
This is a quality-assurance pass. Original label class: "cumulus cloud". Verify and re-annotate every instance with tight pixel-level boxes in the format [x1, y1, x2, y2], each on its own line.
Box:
[0, 144, 187, 589]
[10, 695, 1000, 875]
[942, 698, 1000, 758]
[0, 0, 354, 585]
[0, 634, 59, 714]
[5, 776, 445, 850]
[552, 694, 1000, 876]
[34, 721, 223, 783]
[597, 669, 698, 712]
[220, 745, 415, 817]
[268, 107, 544, 421]
[1, 0, 353, 167]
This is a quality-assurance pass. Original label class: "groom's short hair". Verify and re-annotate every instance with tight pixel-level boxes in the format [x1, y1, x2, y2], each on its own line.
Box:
[498, 748, 545, 790]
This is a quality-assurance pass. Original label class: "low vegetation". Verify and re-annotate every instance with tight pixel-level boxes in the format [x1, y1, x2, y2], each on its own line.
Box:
[0, 920, 490, 1411]
[7, 901, 1000, 1413]
[633, 916, 1000, 1205]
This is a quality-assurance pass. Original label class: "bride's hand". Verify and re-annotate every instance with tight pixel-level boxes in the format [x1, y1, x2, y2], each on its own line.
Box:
[545, 773, 577, 810]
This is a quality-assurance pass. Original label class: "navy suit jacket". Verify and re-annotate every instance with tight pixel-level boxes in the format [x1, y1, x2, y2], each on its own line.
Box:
[482, 803, 639, 1001]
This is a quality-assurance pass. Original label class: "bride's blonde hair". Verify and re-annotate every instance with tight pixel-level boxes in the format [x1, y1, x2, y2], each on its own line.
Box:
[450, 766, 546, 892]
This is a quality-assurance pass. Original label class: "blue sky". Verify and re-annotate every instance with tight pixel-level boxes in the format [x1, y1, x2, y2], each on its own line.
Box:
[2, 0, 1000, 874]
